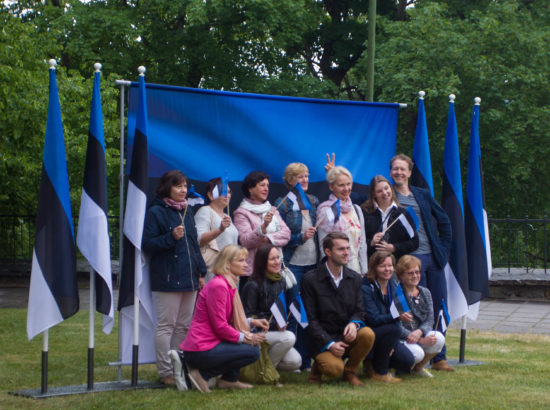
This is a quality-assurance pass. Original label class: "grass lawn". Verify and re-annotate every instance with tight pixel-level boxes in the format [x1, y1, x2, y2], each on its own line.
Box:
[1, 308, 550, 409]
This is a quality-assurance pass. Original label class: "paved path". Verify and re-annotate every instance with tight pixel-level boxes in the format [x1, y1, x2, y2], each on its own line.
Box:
[3, 286, 550, 335]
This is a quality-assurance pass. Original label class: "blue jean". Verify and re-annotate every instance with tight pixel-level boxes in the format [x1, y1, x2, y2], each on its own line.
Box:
[184, 342, 260, 382]
[416, 253, 447, 363]
[287, 263, 315, 369]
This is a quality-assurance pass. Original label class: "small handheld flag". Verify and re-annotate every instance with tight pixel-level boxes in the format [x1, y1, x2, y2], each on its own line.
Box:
[325, 198, 341, 225]
[436, 299, 451, 332]
[212, 172, 229, 199]
[383, 206, 419, 239]
[187, 184, 205, 206]
[390, 283, 410, 319]
[288, 183, 312, 211]
[289, 294, 308, 328]
[270, 290, 287, 328]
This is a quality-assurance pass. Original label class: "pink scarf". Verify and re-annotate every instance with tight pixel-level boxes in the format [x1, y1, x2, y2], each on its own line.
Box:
[162, 197, 188, 211]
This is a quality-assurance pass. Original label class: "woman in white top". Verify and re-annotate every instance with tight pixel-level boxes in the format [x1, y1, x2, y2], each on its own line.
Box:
[316, 166, 368, 275]
[195, 178, 239, 282]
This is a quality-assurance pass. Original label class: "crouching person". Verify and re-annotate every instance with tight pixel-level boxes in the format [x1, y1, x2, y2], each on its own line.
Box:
[301, 232, 375, 386]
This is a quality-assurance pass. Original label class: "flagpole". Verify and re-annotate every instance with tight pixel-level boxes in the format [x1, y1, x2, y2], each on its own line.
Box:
[88, 267, 95, 390]
[459, 315, 467, 362]
[41, 330, 48, 394]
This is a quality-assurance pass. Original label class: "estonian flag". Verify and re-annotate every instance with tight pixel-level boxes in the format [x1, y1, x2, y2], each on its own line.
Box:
[76, 65, 114, 334]
[187, 184, 205, 206]
[211, 172, 229, 199]
[441, 95, 469, 322]
[289, 294, 308, 328]
[27, 61, 78, 340]
[117, 69, 156, 363]
[395, 206, 420, 239]
[325, 198, 341, 225]
[411, 91, 435, 197]
[288, 183, 312, 211]
[437, 299, 451, 332]
[465, 98, 492, 320]
[270, 290, 287, 329]
[390, 283, 410, 319]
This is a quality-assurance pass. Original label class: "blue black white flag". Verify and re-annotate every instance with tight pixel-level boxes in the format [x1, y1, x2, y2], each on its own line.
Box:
[77, 66, 114, 334]
[325, 198, 341, 225]
[187, 184, 205, 206]
[270, 290, 287, 329]
[396, 206, 419, 239]
[411, 92, 434, 197]
[27, 63, 78, 340]
[211, 172, 229, 199]
[118, 70, 156, 363]
[289, 294, 308, 328]
[441, 95, 469, 322]
[437, 299, 451, 332]
[390, 283, 410, 319]
[465, 99, 491, 320]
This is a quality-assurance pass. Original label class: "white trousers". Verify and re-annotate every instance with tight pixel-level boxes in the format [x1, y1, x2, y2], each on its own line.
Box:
[153, 291, 197, 378]
[403, 330, 445, 364]
[264, 330, 302, 371]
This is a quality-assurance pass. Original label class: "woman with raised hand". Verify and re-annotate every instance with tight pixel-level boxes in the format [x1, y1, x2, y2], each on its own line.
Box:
[362, 251, 415, 383]
[181, 245, 269, 392]
[194, 177, 238, 282]
[233, 171, 291, 289]
[142, 170, 207, 385]
[361, 175, 419, 262]
[241, 243, 302, 374]
[395, 255, 445, 378]
[316, 166, 368, 275]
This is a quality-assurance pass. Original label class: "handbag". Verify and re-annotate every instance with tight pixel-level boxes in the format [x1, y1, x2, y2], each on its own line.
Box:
[238, 341, 280, 385]
[200, 207, 220, 270]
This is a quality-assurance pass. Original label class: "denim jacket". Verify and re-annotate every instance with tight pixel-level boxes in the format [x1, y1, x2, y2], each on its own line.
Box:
[274, 193, 320, 265]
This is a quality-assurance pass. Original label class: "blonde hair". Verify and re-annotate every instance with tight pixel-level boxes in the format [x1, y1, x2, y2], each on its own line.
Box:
[326, 166, 353, 185]
[283, 162, 309, 188]
[212, 245, 249, 276]
[395, 254, 421, 280]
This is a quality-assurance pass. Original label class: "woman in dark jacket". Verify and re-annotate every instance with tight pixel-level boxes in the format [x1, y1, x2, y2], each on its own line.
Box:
[241, 243, 301, 372]
[362, 251, 415, 382]
[361, 175, 419, 262]
[142, 170, 207, 385]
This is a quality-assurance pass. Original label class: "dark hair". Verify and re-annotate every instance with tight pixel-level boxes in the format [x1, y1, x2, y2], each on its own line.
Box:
[322, 232, 349, 253]
[241, 171, 270, 198]
[366, 251, 396, 282]
[361, 175, 399, 213]
[206, 177, 222, 195]
[251, 243, 278, 284]
[156, 170, 187, 198]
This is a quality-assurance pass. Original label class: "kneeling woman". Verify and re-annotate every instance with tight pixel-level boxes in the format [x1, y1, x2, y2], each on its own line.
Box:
[241, 244, 302, 372]
[396, 255, 445, 377]
[362, 251, 415, 383]
[181, 246, 269, 392]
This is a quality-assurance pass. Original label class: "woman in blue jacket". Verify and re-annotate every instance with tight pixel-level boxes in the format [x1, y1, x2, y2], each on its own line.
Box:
[362, 251, 414, 382]
[142, 170, 207, 385]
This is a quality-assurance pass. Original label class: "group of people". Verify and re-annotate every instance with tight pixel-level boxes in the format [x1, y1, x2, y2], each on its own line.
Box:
[141, 152, 454, 392]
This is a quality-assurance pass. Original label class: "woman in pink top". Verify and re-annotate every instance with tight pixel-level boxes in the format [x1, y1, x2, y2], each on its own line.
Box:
[233, 171, 291, 290]
[181, 245, 269, 392]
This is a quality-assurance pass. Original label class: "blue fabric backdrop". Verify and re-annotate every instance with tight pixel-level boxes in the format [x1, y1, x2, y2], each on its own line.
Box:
[126, 83, 399, 185]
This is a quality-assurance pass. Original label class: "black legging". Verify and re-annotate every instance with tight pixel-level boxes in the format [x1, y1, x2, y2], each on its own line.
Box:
[368, 323, 414, 374]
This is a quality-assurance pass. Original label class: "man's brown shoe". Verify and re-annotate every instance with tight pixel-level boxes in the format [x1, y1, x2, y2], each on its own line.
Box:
[371, 372, 402, 383]
[431, 360, 455, 372]
[307, 361, 322, 384]
[343, 371, 364, 387]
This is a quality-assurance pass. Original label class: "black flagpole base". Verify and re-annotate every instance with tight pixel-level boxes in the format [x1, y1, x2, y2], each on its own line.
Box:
[131, 344, 139, 386]
[87, 347, 94, 390]
[9, 380, 166, 399]
[41, 350, 48, 394]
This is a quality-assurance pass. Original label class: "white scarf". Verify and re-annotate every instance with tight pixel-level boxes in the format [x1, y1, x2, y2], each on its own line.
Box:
[238, 199, 281, 234]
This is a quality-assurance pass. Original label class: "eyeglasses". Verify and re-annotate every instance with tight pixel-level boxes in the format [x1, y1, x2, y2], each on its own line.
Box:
[404, 270, 420, 276]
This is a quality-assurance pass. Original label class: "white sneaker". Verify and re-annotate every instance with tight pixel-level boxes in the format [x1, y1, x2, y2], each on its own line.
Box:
[168, 349, 188, 391]
[414, 368, 434, 378]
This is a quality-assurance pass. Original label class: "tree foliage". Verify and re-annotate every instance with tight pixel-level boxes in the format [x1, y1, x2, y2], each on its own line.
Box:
[0, 0, 548, 218]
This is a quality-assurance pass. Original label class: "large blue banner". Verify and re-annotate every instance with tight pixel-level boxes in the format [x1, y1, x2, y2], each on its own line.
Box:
[127, 83, 399, 186]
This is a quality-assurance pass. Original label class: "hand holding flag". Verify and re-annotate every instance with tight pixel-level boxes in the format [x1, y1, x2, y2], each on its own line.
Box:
[390, 283, 411, 319]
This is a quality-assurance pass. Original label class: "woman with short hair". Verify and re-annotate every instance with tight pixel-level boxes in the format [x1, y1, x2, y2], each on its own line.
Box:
[316, 166, 368, 275]
[395, 255, 445, 377]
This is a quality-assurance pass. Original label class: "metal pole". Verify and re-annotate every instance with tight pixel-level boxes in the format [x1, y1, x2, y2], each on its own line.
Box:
[366, 0, 377, 101]
[88, 268, 95, 390]
[459, 315, 467, 362]
[41, 330, 49, 394]
[115, 79, 130, 382]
